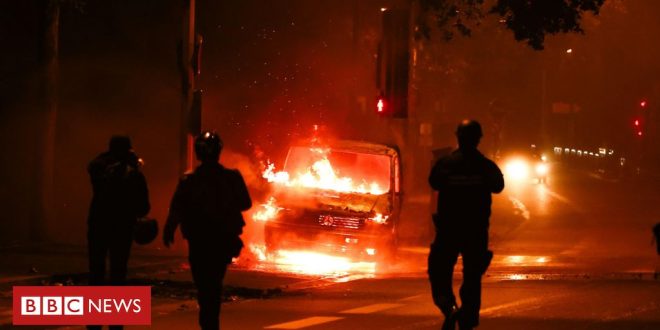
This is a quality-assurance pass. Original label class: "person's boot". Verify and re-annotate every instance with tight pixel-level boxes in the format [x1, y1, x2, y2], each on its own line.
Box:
[441, 304, 458, 330]
[457, 310, 476, 330]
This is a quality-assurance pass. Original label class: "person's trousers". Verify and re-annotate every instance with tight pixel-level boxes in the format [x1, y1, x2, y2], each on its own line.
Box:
[189, 241, 230, 330]
[428, 227, 491, 328]
[87, 224, 133, 330]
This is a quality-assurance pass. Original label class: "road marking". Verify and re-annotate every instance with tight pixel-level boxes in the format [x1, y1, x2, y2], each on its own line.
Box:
[340, 303, 404, 314]
[602, 301, 659, 321]
[0, 274, 47, 284]
[508, 196, 530, 220]
[265, 316, 344, 329]
[543, 188, 586, 213]
[480, 292, 571, 317]
[399, 294, 425, 302]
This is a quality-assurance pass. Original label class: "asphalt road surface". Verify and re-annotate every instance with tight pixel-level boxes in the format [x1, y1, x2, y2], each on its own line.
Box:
[3, 167, 660, 329]
[139, 168, 660, 329]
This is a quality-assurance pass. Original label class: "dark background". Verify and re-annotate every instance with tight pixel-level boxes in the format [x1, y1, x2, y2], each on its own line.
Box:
[1, 0, 659, 245]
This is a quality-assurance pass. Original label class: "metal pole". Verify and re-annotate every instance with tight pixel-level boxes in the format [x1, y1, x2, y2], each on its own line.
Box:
[541, 67, 547, 146]
[180, 0, 196, 174]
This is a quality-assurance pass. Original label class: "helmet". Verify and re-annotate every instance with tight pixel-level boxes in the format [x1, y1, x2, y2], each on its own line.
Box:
[194, 131, 223, 162]
[134, 218, 158, 245]
[109, 135, 132, 157]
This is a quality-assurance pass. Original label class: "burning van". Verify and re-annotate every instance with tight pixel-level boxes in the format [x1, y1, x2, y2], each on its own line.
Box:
[254, 140, 401, 260]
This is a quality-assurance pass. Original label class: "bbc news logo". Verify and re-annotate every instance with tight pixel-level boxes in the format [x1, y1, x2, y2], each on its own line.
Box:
[13, 286, 150, 325]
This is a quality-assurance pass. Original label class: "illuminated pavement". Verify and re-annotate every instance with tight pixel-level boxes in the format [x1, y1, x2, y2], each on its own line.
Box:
[2, 168, 659, 329]
[135, 168, 660, 329]
[140, 276, 660, 330]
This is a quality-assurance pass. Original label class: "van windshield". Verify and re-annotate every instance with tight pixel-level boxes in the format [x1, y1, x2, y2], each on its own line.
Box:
[283, 146, 391, 194]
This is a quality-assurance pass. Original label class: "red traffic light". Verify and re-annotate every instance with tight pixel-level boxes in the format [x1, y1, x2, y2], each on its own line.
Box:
[634, 119, 640, 126]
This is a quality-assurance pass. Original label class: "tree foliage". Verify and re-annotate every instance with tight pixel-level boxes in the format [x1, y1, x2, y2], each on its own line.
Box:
[418, 0, 605, 50]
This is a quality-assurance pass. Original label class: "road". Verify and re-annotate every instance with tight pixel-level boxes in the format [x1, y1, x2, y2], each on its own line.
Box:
[144, 277, 660, 330]
[141, 167, 660, 329]
[2, 167, 660, 329]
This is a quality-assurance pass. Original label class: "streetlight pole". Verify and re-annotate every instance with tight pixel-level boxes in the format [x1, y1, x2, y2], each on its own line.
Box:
[179, 0, 196, 174]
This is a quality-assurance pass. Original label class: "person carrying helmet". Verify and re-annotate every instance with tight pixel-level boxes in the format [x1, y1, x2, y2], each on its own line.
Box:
[428, 120, 504, 330]
[163, 131, 252, 330]
[87, 135, 150, 330]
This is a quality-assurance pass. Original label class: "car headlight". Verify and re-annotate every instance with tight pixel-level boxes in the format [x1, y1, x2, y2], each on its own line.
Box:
[535, 163, 549, 176]
[504, 159, 530, 181]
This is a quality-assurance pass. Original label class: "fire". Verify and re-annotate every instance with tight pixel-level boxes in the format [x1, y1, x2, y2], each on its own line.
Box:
[262, 149, 385, 195]
[244, 244, 377, 276]
[249, 244, 267, 262]
[252, 197, 282, 222]
[271, 249, 376, 276]
[370, 213, 389, 224]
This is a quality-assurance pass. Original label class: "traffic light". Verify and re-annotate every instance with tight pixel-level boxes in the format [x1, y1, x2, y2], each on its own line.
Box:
[640, 100, 647, 108]
[375, 7, 410, 118]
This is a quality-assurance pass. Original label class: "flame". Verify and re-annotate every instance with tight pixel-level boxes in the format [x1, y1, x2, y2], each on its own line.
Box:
[244, 244, 376, 276]
[249, 244, 268, 262]
[252, 197, 282, 222]
[370, 213, 389, 224]
[262, 151, 385, 195]
[271, 249, 376, 276]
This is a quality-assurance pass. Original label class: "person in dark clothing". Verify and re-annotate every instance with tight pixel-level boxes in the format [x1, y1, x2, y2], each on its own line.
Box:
[87, 135, 150, 330]
[428, 120, 504, 330]
[163, 131, 252, 330]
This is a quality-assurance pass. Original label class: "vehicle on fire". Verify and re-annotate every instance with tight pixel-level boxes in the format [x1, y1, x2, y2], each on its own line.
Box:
[259, 140, 402, 261]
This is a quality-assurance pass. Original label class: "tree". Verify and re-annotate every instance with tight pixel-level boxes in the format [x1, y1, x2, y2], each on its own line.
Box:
[417, 0, 606, 50]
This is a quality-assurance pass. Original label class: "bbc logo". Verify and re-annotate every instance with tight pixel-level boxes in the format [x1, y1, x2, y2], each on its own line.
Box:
[14, 286, 150, 325]
[21, 296, 84, 315]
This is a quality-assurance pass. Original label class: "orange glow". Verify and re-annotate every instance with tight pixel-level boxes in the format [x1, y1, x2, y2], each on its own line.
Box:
[249, 244, 268, 262]
[505, 255, 550, 266]
[271, 249, 376, 276]
[370, 213, 389, 224]
[262, 149, 386, 195]
[244, 244, 379, 276]
[252, 196, 282, 222]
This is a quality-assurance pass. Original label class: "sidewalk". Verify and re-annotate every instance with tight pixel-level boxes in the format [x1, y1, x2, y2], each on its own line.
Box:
[0, 243, 307, 327]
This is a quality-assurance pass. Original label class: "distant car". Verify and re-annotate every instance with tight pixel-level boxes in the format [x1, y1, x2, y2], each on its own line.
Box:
[502, 150, 549, 184]
[258, 140, 401, 260]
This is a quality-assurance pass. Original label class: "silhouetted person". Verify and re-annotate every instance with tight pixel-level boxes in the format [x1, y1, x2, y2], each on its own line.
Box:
[87, 135, 150, 330]
[164, 131, 252, 330]
[428, 120, 504, 330]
